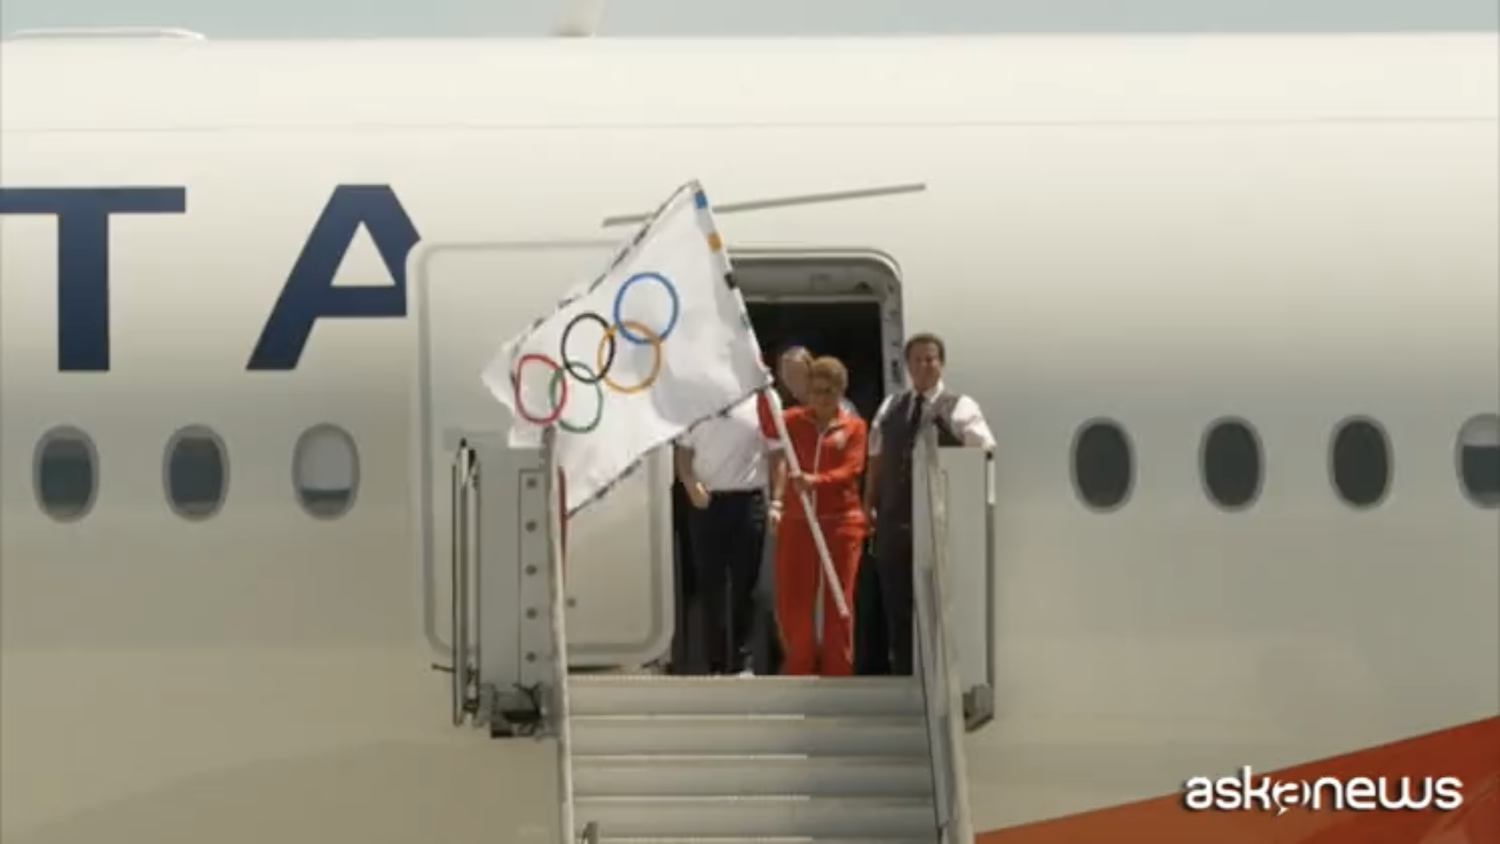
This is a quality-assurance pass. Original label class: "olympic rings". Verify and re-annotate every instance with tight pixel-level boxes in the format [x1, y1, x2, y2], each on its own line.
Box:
[548, 364, 604, 434]
[596, 320, 663, 394]
[511, 271, 679, 430]
[513, 353, 566, 426]
[612, 272, 679, 345]
[560, 311, 615, 384]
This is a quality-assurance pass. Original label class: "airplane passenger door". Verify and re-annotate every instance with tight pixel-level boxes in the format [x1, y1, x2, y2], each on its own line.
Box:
[411, 241, 677, 669]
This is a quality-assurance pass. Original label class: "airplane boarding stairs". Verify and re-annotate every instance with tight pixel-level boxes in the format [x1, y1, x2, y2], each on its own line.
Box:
[567, 674, 940, 843]
[444, 430, 990, 844]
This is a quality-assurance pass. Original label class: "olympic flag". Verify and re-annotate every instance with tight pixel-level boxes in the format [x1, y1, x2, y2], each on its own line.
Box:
[481, 181, 773, 517]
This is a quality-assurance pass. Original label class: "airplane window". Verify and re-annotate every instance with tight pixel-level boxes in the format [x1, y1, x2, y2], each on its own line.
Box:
[1071, 419, 1133, 511]
[1456, 413, 1500, 507]
[1330, 417, 1390, 509]
[1201, 419, 1262, 510]
[34, 427, 98, 521]
[293, 424, 360, 518]
[165, 426, 228, 520]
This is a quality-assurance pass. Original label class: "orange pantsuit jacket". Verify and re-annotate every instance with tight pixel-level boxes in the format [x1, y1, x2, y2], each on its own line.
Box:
[761, 399, 868, 526]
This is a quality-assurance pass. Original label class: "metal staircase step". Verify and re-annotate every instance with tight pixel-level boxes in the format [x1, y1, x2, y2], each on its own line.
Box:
[568, 675, 923, 718]
[599, 838, 938, 844]
[570, 714, 928, 757]
[575, 795, 937, 839]
[572, 754, 934, 797]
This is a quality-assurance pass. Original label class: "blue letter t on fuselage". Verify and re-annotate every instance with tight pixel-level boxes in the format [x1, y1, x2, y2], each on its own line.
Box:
[0, 187, 187, 372]
[247, 185, 421, 371]
[0, 184, 420, 372]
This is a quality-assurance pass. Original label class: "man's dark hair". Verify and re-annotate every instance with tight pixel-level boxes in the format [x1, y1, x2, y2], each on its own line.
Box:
[904, 332, 946, 363]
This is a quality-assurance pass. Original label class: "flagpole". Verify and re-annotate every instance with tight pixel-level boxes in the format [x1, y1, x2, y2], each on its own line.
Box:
[540, 426, 578, 844]
[685, 180, 847, 619]
[762, 387, 850, 620]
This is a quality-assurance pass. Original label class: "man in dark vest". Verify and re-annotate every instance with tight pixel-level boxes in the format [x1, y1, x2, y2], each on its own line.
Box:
[863, 332, 995, 676]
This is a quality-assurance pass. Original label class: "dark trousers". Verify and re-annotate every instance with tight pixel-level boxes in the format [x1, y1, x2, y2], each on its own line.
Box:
[854, 545, 891, 675]
[687, 489, 767, 674]
[670, 482, 698, 674]
[872, 521, 915, 676]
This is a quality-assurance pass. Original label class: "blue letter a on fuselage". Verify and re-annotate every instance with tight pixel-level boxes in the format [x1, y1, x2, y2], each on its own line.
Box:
[247, 185, 421, 371]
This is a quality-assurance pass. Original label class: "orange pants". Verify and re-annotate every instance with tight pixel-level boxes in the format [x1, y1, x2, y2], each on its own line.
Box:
[774, 518, 865, 676]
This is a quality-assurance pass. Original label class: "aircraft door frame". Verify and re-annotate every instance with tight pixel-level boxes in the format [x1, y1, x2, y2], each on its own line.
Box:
[410, 239, 676, 668]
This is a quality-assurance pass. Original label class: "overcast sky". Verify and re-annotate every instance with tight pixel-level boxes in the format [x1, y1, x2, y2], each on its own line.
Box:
[2, 0, 1496, 38]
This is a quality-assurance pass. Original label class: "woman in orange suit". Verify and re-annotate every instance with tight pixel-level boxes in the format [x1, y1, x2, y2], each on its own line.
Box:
[767, 356, 868, 676]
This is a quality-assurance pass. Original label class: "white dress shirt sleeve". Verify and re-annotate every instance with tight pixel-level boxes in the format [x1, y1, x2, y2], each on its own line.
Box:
[949, 395, 996, 450]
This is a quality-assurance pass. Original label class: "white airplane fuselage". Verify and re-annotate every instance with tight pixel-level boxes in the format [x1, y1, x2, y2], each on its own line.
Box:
[1, 34, 1497, 844]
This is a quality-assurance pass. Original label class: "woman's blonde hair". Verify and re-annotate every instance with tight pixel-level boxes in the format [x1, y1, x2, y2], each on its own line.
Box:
[808, 356, 849, 395]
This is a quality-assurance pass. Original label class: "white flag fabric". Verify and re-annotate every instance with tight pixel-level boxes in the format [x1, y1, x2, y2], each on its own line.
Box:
[482, 181, 772, 516]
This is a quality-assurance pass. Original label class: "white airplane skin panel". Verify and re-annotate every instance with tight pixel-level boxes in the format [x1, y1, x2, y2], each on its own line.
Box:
[0, 33, 1495, 844]
[0, 132, 475, 839]
[3, 36, 1494, 131]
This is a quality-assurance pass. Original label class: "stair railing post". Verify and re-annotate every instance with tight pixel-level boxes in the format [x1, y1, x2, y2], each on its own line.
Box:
[914, 428, 976, 844]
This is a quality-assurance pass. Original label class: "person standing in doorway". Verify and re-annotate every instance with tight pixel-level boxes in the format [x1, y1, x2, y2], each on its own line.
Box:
[863, 333, 995, 676]
[768, 345, 859, 420]
[768, 356, 869, 676]
[758, 345, 863, 674]
[769, 345, 887, 675]
[675, 395, 771, 676]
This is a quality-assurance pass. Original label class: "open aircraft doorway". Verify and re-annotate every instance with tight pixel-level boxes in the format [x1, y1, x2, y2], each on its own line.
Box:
[735, 249, 906, 412]
[666, 250, 905, 674]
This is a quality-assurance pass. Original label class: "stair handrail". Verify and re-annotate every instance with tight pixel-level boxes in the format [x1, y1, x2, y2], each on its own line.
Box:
[541, 429, 580, 844]
[444, 443, 477, 725]
[913, 428, 977, 844]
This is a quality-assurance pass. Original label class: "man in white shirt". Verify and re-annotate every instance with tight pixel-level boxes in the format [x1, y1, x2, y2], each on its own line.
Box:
[862, 332, 995, 675]
[675, 395, 771, 676]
